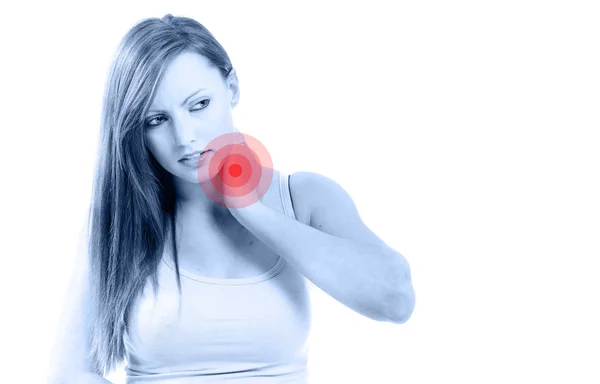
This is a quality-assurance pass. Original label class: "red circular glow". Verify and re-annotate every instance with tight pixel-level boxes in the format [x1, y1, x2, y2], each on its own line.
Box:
[197, 132, 273, 208]
[228, 163, 242, 177]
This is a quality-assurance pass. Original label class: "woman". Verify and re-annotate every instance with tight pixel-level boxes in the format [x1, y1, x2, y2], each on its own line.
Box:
[49, 14, 415, 384]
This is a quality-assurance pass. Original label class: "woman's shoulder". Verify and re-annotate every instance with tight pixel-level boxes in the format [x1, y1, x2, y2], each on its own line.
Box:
[262, 168, 312, 226]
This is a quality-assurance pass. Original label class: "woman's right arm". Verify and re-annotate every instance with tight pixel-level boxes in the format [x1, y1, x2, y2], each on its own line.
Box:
[47, 216, 113, 384]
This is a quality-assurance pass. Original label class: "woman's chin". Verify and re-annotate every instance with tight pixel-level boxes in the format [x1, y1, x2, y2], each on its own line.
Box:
[181, 174, 209, 185]
[177, 167, 221, 185]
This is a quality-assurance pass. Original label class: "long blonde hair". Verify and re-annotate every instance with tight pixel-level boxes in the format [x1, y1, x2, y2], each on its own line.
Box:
[87, 14, 234, 375]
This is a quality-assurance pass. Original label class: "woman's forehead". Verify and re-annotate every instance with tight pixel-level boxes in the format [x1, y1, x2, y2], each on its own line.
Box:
[153, 52, 223, 103]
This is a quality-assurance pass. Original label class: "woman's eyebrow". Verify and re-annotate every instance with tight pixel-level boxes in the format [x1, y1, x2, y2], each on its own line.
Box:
[148, 88, 207, 113]
[180, 88, 206, 107]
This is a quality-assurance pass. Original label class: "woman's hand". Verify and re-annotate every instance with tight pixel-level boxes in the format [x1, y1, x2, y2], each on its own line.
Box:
[218, 138, 266, 212]
[199, 132, 271, 217]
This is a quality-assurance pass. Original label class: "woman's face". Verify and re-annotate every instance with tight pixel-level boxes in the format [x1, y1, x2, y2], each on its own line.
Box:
[144, 51, 239, 184]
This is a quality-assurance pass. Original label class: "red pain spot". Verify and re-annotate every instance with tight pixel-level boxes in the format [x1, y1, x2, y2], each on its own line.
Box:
[197, 132, 273, 208]
[228, 163, 242, 177]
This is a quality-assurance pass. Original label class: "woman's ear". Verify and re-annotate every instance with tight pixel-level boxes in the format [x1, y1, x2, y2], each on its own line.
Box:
[227, 69, 240, 108]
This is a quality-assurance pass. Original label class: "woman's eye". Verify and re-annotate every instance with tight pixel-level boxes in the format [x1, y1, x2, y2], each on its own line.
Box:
[146, 116, 167, 127]
[190, 99, 210, 111]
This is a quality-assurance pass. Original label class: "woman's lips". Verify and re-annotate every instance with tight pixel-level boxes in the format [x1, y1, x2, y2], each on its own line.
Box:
[179, 150, 212, 168]
[180, 150, 211, 161]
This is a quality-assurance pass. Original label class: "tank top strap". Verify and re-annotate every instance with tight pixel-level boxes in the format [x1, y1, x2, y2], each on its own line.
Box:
[278, 170, 297, 220]
[278, 170, 319, 296]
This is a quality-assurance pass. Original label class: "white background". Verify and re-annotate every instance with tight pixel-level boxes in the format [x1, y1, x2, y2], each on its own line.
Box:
[1, 1, 599, 383]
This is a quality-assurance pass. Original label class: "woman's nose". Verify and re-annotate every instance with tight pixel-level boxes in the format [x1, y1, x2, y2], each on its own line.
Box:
[172, 116, 197, 146]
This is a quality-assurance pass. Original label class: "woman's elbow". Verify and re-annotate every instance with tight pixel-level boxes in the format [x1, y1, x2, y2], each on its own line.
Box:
[387, 284, 416, 324]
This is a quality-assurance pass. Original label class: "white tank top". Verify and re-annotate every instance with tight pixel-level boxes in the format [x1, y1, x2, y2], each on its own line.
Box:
[123, 171, 313, 383]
